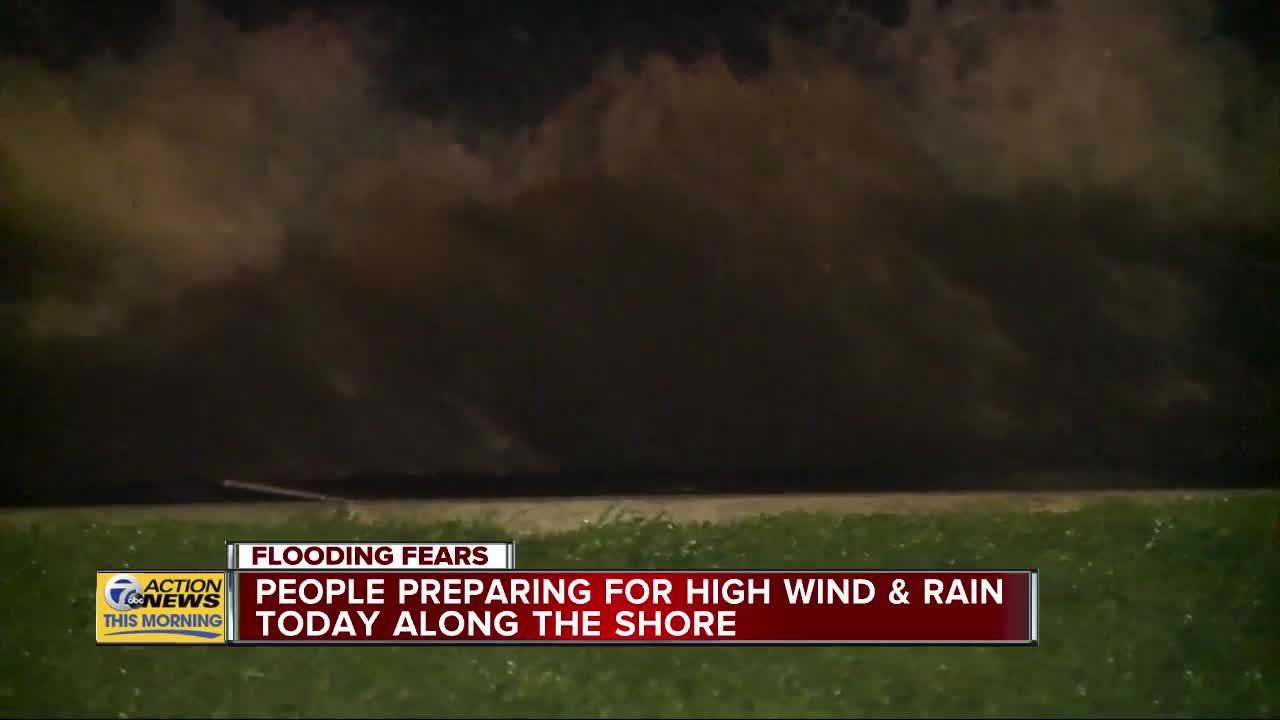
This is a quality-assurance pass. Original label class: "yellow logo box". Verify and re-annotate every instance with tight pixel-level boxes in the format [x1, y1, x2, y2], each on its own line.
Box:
[96, 571, 228, 645]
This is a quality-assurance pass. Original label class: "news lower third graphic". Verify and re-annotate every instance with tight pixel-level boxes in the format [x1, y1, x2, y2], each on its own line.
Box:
[96, 571, 229, 644]
[92, 544, 1039, 646]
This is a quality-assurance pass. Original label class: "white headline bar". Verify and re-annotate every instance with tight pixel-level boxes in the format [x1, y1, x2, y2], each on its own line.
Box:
[230, 542, 514, 570]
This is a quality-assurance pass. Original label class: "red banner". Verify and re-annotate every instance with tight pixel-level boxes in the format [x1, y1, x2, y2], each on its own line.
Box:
[230, 570, 1038, 645]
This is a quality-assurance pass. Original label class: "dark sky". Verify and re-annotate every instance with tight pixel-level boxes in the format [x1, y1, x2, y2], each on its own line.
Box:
[7, 0, 1275, 123]
[7, 1, 858, 123]
[10, 1, 1276, 56]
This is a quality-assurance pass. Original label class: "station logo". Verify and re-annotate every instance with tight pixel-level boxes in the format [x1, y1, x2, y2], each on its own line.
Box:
[96, 571, 228, 644]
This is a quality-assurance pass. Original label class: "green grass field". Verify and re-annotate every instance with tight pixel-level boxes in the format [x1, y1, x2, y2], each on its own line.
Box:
[3, 494, 1277, 718]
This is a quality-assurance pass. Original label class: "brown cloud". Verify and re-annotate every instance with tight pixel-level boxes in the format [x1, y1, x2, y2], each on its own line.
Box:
[5, 0, 1275, 483]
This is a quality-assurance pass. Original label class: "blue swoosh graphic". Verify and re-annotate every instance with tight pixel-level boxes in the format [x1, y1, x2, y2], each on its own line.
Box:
[103, 629, 221, 639]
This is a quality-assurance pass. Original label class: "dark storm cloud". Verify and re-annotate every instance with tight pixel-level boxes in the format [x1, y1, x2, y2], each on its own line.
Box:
[4, 0, 1277, 486]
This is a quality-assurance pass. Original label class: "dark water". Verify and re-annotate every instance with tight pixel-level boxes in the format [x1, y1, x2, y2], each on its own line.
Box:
[8, 465, 1279, 508]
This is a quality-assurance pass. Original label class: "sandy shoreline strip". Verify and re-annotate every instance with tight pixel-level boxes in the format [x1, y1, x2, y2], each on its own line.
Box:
[1, 489, 1269, 534]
